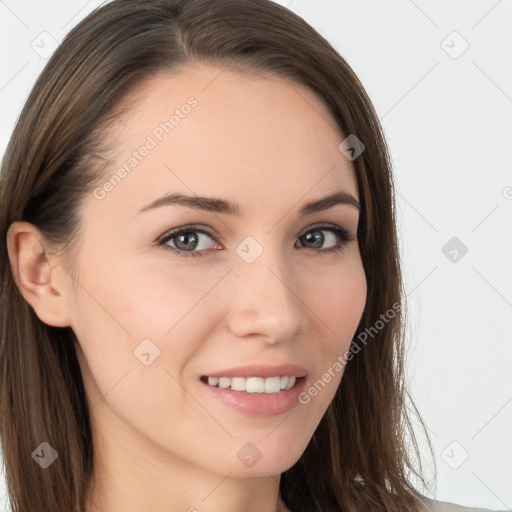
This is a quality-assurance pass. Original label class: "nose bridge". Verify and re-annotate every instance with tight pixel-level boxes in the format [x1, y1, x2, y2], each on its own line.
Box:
[227, 235, 302, 340]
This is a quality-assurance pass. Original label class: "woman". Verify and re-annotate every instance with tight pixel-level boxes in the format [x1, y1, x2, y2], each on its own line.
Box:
[0, 1, 503, 511]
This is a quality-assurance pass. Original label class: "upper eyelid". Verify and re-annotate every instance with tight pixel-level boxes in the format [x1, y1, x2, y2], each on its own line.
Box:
[157, 224, 217, 244]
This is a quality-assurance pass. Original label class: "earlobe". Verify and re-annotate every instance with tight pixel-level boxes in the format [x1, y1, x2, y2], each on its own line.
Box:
[6, 221, 73, 328]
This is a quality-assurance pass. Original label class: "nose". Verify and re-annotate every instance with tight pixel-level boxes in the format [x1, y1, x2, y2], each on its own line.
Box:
[225, 244, 303, 344]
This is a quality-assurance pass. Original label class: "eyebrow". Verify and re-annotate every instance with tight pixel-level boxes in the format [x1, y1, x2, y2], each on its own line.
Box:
[136, 190, 360, 217]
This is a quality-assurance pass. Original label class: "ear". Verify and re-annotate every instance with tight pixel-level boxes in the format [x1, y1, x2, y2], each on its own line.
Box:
[6, 221, 73, 327]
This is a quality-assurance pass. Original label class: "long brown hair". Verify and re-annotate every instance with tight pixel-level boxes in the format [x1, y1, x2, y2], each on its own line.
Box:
[0, 1, 435, 510]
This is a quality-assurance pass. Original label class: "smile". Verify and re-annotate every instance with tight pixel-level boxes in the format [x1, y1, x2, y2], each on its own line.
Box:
[201, 375, 296, 393]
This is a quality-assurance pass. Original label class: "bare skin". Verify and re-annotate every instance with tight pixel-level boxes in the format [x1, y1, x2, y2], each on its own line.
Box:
[7, 62, 367, 512]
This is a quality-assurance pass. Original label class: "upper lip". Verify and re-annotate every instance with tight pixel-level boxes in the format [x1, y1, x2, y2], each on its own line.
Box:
[202, 364, 308, 379]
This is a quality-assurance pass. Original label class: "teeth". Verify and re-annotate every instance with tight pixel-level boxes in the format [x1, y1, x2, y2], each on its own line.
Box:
[231, 377, 246, 391]
[206, 375, 296, 393]
[263, 376, 280, 393]
[208, 376, 219, 387]
[218, 377, 230, 389]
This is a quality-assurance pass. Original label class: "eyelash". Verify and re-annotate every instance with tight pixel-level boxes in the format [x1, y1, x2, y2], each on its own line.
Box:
[156, 223, 356, 258]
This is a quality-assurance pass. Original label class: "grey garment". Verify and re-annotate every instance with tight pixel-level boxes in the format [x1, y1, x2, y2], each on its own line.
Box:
[277, 493, 511, 511]
[419, 495, 512, 512]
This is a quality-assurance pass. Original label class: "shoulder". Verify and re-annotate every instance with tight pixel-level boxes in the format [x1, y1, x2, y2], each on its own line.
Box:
[418, 495, 511, 512]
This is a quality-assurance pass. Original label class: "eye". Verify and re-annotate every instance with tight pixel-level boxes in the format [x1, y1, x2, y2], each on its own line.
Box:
[157, 224, 219, 257]
[295, 224, 356, 255]
[157, 223, 356, 258]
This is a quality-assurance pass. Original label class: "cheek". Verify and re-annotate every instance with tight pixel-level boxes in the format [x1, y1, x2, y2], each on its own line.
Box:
[309, 257, 367, 351]
[70, 249, 225, 396]
[70, 260, 213, 452]
[292, 259, 366, 418]
[73, 242, 213, 339]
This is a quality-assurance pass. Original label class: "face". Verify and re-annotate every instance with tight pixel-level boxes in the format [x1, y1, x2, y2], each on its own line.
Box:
[66, 62, 367, 478]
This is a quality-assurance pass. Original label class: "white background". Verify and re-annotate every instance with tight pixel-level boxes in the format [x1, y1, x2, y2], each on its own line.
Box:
[1, 1, 511, 510]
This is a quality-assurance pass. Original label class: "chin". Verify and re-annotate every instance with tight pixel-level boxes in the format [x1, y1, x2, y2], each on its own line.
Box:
[195, 438, 306, 479]
[234, 443, 306, 478]
[226, 459, 298, 479]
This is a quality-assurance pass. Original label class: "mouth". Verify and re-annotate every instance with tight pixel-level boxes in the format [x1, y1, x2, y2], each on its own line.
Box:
[198, 372, 308, 417]
[199, 367, 309, 416]
[200, 375, 305, 393]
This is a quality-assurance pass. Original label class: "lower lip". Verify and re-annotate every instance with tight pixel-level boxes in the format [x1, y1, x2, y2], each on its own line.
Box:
[200, 376, 307, 417]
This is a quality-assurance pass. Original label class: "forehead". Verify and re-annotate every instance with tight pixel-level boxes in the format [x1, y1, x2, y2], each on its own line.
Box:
[91, 62, 358, 218]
